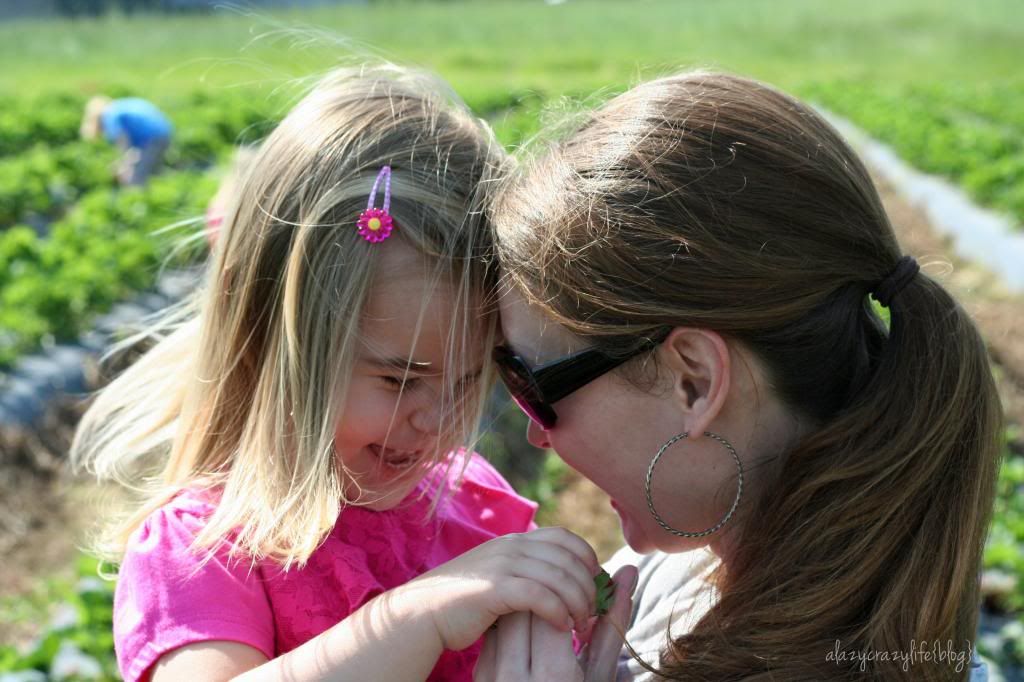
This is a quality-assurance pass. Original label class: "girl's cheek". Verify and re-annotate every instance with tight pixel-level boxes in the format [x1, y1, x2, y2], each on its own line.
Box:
[334, 406, 374, 451]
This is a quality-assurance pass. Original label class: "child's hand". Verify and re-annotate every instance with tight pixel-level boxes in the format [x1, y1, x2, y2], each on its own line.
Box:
[399, 527, 601, 651]
[473, 564, 639, 682]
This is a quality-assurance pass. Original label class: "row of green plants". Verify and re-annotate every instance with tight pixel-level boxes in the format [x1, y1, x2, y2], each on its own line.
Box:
[0, 170, 218, 368]
[804, 80, 1024, 230]
[982, 445, 1024, 668]
[0, 86, 549, 232]
[0, 90, 281, 161]
[0, 142, 118, 228]
[5, 79, 1024, 235]
[0, 86, 543, 159]
[0, 555, 118, 680]
[986, 426, 1024, 615]
[0, 91, 280, 229]
[0, 86, 550, 371]
[0, 85, 539, 172]
[0, 93, 87, 157]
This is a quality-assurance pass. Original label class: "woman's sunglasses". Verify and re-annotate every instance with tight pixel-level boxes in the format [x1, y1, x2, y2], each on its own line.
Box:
[493, 331, 669, 430]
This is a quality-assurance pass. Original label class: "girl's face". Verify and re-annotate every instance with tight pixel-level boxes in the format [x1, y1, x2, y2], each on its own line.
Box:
[498, 287, 748, 555]
[334, 239, 486, 511]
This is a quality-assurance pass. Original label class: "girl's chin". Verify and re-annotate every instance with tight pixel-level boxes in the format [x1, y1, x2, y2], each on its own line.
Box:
[358, 481, 418, 511]
[341, 470, 421, 511]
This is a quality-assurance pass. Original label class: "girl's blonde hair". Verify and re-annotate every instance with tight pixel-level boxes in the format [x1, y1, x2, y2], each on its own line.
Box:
[494, 71, 1003, 680]
[72, 65, 507, 571]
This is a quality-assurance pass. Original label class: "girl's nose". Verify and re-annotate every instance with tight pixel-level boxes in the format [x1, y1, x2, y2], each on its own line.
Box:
[526, 419, 551, 449]
[409, 399, 442, 436]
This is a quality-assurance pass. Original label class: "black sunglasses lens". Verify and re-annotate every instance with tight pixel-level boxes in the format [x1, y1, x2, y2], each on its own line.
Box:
[493, 348, 557, 429]
[508, 390, 557, 430]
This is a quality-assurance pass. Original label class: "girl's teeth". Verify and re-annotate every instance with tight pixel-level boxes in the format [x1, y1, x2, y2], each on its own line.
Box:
[385, 457, 414, 469]
[373, 445, 416, 468]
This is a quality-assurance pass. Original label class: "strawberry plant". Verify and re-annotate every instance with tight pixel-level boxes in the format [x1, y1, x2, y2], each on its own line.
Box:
[0, 170, 217, 368]
[801, 80, 1024, 229]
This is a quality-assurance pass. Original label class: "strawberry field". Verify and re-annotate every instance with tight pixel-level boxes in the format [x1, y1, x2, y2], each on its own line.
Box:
[0, 0, 1021, 678]
[0, 90, 282, 369]
[806, 81, 1024, 229]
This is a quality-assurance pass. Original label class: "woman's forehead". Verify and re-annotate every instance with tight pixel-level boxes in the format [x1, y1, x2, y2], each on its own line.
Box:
[497, 287, 579, 364]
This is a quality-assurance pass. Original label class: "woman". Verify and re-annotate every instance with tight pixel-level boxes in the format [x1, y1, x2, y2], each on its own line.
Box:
[475, 72, 1000, 681]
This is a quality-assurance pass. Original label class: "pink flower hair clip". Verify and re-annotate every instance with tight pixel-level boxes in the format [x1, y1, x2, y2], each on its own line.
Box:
[356, 165, 395, 243]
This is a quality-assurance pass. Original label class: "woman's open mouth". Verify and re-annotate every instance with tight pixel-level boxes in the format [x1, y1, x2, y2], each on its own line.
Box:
[368, 443, 419, 470]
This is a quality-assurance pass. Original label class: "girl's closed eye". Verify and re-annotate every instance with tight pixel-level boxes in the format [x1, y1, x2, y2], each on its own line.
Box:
[380, 375, 419, 390]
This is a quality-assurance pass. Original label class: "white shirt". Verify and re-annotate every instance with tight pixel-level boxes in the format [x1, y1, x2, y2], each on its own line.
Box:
[603, 545, 720, 681]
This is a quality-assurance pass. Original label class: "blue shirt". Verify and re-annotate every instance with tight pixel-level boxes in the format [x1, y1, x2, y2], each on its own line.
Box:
[101, 98, 173, 148]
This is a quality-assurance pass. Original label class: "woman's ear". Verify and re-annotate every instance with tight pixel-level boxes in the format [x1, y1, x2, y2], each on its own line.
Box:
[659, 327, 731, 437]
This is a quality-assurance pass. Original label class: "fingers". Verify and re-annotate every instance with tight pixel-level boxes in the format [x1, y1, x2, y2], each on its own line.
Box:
[523, 527, 601, 575]
[494, 612, 531, 680]
[583, 564, 638, 682]
[506, 549, 596, 630]
[529, 614, 584, 681]
[487, 529, 600, 630]
[501, 577, 577, 633]
[483, 613, 582, 682]
[474, 629, 497, 682]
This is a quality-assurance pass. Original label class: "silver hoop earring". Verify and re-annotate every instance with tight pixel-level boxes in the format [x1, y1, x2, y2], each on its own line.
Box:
[644, 431, 743, 538]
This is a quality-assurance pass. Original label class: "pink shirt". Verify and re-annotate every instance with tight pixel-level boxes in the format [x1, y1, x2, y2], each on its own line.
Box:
[114, 453, 538, 682]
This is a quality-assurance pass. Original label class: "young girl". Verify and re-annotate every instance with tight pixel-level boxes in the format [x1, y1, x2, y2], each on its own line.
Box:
[71, 65, 607, 682]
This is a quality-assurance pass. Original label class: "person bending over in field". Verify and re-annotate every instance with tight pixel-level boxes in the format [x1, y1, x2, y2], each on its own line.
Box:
[81, 95, 172, 187]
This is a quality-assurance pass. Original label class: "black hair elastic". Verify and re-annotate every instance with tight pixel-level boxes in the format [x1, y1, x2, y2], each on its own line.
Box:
[873, 255, 920, 307]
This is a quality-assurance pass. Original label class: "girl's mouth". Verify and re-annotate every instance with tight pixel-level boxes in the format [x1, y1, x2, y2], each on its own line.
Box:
[368, 443, 419, 470]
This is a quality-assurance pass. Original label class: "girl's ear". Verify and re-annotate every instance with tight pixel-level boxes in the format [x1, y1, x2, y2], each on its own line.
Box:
[659, 327, 731, 437]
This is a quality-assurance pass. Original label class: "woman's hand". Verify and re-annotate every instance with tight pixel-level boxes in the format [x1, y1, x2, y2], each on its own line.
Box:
[397, 526, 602, 652]
[473, 563, 639, 682]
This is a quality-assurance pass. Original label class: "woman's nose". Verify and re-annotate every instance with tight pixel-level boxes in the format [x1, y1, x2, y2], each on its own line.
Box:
[526, 419, 551, 449]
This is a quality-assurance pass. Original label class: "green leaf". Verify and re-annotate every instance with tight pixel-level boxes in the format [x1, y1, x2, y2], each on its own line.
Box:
[594, 569, 615, 616]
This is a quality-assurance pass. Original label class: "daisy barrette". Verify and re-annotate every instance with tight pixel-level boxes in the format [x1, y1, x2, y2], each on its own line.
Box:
[356, 165, 395, 244]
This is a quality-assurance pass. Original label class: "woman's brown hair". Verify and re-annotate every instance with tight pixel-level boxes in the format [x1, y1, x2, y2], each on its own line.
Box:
[495, 71, 1003, 680]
